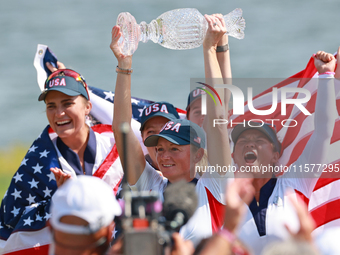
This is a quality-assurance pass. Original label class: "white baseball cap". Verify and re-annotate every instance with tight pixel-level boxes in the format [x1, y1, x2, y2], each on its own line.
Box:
[50, 176, 122, 235]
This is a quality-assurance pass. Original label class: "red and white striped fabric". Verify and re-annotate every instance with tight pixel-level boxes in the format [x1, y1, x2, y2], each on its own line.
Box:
[229, 54, 340, 235]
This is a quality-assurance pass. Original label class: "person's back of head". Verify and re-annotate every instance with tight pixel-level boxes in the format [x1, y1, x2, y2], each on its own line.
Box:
[49, 176, 121, 255]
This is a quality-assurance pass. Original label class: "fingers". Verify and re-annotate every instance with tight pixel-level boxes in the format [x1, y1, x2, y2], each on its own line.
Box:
[226, 178, 254, 208]
[212, 13, 226, 29]
[111, 25, 121, 42]
[289, 195, 316, 230]
[46, 61, 66, 73]
[204, 14, 226, 33]
[284, 223, 294, 236]
[315, 51, 335, 62]
[239, 178, 255, 205]
[45, 62, 58, 72]
[110, 25, 125, 58]
[287, 195, 315, 242]
[203, 14, 227, 50]
[50, 167, 71, 187]
[57, 61, 66, 69]
[171, 233, 194, 255]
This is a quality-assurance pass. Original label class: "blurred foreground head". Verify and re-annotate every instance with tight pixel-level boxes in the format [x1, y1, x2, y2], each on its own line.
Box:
[49, 176, 121, 255]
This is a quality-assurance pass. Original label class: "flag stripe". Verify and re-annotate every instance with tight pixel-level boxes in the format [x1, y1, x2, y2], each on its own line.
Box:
[310, 199, 340, 229]
[229, 53, 340, 235]
[4, 245, 49, 255]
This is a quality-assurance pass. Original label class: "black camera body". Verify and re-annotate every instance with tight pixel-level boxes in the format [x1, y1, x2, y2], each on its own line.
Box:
[121, 180, 197, 255]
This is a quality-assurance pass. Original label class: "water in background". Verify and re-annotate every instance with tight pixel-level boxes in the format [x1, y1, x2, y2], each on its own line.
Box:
[1, 0, 340, 147]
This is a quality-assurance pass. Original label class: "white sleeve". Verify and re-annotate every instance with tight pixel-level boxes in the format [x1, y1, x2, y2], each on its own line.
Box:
[129, 161, 168, 198]
[199, 170, 229, 203]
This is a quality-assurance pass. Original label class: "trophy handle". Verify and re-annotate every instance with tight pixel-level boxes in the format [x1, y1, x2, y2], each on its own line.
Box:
[223, 8, 245, 40]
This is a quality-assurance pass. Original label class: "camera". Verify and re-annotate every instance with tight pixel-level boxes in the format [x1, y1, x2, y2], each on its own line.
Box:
[118, 180, 197, 255]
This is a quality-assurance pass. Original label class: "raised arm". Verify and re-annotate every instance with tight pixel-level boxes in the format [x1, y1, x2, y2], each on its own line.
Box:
[202, 14, 232, 174]
[290, 51, 337, 185]
[215, 24, 232, 115]
[198, 178, 254, 255]
[110, 26, 146, 185]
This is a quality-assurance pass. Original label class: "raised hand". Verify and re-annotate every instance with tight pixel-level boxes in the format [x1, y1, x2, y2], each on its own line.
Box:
[110, 25, 132, 69]
[50, 167, 72, 187]
[223, 178, 255, 233]
[45, 61, 66, 72]
[313, 51, 336, 74]
[203, 14, 227, 51]
[284, 195, 316, 243]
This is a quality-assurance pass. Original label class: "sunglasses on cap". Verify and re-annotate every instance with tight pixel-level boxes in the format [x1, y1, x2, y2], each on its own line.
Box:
[44, 69, 90, 98]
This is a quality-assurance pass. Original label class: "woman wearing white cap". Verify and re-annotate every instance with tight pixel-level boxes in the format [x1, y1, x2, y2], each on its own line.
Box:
[110, 14, 232, 247]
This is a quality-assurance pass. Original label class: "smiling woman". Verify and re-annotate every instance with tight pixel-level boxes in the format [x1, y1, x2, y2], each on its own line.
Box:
[44, 92, 91, 149]
[0, 67, 124, 254]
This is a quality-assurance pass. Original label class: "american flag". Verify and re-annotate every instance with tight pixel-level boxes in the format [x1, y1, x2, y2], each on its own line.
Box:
[0, 44, 188, 254]
[0, 86, 158, 255]
[229, 55, 340, 235]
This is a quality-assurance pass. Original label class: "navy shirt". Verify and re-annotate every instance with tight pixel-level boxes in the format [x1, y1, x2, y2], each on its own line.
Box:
[56, 128, 96, 175]
[248, 178, 277, 236]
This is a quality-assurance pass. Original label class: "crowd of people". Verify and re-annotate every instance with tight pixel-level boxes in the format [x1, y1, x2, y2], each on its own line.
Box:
[0, 13, 339, 255]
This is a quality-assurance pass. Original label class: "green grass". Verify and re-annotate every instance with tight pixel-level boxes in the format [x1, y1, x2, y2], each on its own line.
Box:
[0, 144, 28, 199]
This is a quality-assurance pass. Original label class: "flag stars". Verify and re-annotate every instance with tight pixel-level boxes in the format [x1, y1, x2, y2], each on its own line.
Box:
[43, 187, 52, 198]
[131, 98, 140, 105]
[112, 229, 118, 239]
[0, 222, 3, 229]
[138, 106, 146, 117]
[13, 172, 23, 183]
[28, 145, 38, 153]
[11, 206, 20, 217]
[20, 158, 29, 166]
[104, 91, 114, 101]
[11, 189, 22, 200]
[44, 212, 51, 221]
[47, 171, 56, 182]
[36, 214, 43, 222]
[23, 217, 34, 226]
[32, 163, 43, 174]
[28, 178, 39, 189]
[26, 194, 36, 205]
[39, 150, 50, 158]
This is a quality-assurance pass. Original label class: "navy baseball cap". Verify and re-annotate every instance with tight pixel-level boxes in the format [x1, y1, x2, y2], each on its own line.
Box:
[186, 88, 206, 116]
[231, 121, 281, 153]
[38, 69, 89, 101]
[144, 119, 205, 149]
[140, 102, 180, 131]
